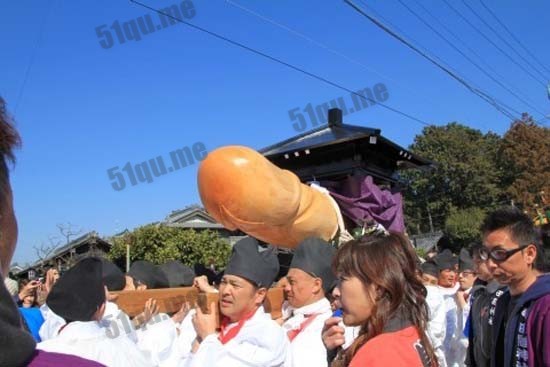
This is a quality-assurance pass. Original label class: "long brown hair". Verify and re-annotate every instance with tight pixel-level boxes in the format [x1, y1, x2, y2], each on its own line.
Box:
[333, 232, 437, 366]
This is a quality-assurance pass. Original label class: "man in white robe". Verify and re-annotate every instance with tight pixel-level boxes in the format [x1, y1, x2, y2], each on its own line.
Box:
[281, 237, 335, 367]
[36, 257, 151, 367]
[180, 237, 291, 367]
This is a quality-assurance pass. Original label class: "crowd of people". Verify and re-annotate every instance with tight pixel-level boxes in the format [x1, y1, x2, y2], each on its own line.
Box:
[2, 95, 550, 367]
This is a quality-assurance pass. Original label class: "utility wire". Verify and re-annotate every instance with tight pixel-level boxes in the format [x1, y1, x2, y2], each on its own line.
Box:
[14, 0, 57, 114]
[345, 0, 518, 121]
[128, 0, 432, 126]
[224, 0, 437, 108]
[461, 0, 550, 81]
[354, 0, 522, 119]
[478, 0, 550, 76]
[406, 0, 546, 118]
[355, 0, 521, 120]
[441, 0, 546, 88]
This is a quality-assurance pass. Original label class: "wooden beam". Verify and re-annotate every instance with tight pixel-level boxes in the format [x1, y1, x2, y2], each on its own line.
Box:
[112, 287, 285, 322]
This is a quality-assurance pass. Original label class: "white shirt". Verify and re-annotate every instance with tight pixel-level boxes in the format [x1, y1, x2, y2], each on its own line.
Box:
[37, 320, 151, 367]
[181, 305, 291, 367]
[425, 285, 447, 367]
[447, 287, 472, 367]
[38, 303, 66, 341]
[281, 298, 332, 367]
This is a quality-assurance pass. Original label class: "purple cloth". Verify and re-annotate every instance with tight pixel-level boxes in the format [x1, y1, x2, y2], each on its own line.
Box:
[527, 292, 550, 367]
[27, 350, 105, 367]
[327, 175, 405, 232]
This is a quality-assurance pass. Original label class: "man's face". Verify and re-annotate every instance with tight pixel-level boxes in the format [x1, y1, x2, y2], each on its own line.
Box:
[284, 268, 321, 308]
[473, 253, 492, 282]
[438, 268, 456, 288]
[0, 186, 17, 279]
[219, 274, 265, 322]
[482, 228, 536, 286]
[458, 270, 477, 290]
[421, 273, 438, 286]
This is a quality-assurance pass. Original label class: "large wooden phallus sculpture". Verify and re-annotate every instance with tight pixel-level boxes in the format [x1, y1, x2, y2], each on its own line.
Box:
[198, 146, 341, 248]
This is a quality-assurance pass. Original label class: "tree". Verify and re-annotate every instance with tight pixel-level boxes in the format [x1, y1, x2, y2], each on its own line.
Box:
[107, 224, 232, 269]
[403, 123, 502, 234]
[498, 113, 550, 215]
[444, 207, 486, 251]
[33, 222, 83, 263]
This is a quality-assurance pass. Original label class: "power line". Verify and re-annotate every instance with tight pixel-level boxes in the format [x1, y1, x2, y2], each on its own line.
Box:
[224, 0, 437, 108]
[441, 0, 546, 88]
[461, 0, 550, 82]
[478, 0, 550, 77]
[345, 0, 519, 121]
[14, 0, 57, 114]
[128, 0, 432, 126]
[406, 0, 546, 118]
[354, 0, 523, 119]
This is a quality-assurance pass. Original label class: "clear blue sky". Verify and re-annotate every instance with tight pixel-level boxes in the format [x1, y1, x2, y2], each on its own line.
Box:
[2, 0, 549, 265]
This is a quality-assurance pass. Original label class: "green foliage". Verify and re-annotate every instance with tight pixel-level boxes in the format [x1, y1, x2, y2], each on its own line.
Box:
[444, 207, 486, 251]
[403, 122, 502, 234]
[497, 114, 550, 215]
[108, 224, 232, 269]
[415, 247, 427, 259]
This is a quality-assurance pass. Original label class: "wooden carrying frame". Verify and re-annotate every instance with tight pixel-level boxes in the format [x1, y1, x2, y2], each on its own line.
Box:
[111, 286, 284, 324]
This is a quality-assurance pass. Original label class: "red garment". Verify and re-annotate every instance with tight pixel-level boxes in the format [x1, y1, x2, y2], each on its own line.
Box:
[349, 326, 429, 367]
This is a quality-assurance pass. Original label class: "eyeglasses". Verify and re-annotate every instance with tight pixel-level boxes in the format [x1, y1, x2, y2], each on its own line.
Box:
[479, 245, 529, 262]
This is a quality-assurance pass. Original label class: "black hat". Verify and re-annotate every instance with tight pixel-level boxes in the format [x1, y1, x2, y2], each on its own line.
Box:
[420, 260, 439, 278]
[289, 237, 336, 293]
[160, 260, 195, 287]
[224, 237, 279, 288]
[458, 248, 475, 272]
[100, 258, 125, 291]
[433, 249, 457, 271]
[127, 260, 169, 289]
[46, 257, 106, 322]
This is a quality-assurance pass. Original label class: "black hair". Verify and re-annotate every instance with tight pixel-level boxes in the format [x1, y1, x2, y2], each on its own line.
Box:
[481, 206, 541, 269]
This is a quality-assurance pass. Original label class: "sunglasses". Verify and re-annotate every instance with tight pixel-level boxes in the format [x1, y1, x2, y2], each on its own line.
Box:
[479, 245, 529, 262]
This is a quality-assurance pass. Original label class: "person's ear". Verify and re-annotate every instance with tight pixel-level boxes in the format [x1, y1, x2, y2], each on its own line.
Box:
[524, 244, 537, 267]
[312, 277, 322, 295]
[254, 287, 267, 305]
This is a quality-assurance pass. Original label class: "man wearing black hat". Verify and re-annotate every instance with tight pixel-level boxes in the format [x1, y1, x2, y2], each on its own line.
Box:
[36, 257, 151, 367]
[182, 236, 290, 367]
[446, 248, 477, 367]
[125, 260, 170, 290]
[419, 260, 447, 367]
[280, 237, 335, 367]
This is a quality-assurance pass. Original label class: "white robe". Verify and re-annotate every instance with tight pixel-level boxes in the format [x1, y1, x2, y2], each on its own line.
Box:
[38, 303, 66, 341]
[425, 285, 447, 367]
[281, 298, 332, 367]
[181, 305, 291, 367]
[37, 320, 151, 367]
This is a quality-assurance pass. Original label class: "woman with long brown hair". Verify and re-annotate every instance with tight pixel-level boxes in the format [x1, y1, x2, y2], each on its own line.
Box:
[322, 231, 438, 366]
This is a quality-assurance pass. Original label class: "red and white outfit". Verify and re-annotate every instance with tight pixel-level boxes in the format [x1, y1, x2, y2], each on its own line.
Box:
[180, 305, 291, 367]
[281, 298, 332, 367]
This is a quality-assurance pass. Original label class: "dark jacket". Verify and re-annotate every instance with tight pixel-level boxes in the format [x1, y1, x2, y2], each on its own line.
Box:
[466, 280, 503, 367]
[490, 274, 550, 367]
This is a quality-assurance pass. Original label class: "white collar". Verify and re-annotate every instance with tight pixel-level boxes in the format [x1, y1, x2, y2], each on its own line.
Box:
[282, 298, 331, 330]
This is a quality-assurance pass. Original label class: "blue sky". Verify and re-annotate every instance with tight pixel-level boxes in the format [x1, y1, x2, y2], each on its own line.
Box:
[2, 0, 549, 265]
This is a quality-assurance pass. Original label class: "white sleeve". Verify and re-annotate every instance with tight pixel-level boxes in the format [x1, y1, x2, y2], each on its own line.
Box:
[186, 327, 290, 367]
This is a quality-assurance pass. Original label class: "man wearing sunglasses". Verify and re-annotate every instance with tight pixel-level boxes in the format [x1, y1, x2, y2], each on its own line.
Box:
[481, 207, 550, 367]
